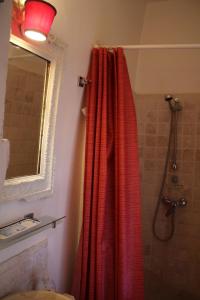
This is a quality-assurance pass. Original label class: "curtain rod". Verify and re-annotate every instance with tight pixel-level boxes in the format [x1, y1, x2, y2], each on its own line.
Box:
[94, 44, 200, 50]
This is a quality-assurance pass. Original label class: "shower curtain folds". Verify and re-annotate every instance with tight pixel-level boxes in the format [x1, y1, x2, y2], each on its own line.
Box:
[72, 48, 144, 300]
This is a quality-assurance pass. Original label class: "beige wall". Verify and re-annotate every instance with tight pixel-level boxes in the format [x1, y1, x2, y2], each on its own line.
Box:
[135, 0, 200, 94]
[0, 0, 147, 293]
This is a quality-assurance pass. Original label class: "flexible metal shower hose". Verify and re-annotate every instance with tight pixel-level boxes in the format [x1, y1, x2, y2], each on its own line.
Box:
[152, 110, 178, 241]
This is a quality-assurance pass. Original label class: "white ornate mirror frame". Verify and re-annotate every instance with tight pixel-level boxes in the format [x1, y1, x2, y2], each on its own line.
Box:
[0, 34, 66, 203]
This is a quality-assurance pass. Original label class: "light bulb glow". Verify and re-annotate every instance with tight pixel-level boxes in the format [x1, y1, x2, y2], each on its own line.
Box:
[24, 30, 47, 41]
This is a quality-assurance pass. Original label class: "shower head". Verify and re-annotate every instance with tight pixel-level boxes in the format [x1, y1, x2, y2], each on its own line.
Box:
[165, 95, 173, 102]
[164, 94, 182, 112]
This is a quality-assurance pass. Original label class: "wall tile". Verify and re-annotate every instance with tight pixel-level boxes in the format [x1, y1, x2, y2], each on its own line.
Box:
[137, 93, 200, 299]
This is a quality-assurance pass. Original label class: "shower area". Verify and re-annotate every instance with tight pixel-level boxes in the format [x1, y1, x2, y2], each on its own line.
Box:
[125, 0, 200, 299]
[135, 91, 200, 300]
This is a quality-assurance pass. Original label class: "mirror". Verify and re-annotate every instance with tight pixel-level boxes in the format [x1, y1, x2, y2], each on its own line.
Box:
[3, 43, 50, 179]
[0, 34, 65, 203]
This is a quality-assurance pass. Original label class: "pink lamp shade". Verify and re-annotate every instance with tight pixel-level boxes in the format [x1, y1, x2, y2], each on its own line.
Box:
[23, 0, 57, 42]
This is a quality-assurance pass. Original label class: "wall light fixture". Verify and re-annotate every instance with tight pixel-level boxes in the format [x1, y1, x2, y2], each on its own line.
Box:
[12, 0, 57, 42]
[23, 0, 57, 42]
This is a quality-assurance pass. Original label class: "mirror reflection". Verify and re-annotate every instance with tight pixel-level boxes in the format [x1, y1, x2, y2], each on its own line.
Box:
[3, 43, 50, 179]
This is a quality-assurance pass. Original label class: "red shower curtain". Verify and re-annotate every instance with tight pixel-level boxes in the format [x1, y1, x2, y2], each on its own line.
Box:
[72, 48, 144, 300]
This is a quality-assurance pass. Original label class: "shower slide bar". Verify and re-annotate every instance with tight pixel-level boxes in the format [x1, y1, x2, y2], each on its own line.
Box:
[94, 43, 200, 50]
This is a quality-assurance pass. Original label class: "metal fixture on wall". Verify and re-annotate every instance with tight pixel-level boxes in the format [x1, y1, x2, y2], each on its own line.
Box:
[78, 76, 91, 87]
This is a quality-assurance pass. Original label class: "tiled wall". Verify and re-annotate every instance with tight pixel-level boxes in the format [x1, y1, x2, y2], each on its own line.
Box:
[135, 94, 200, 300]
[3, 64, 44, 179]
[0, 240, 50, 298]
